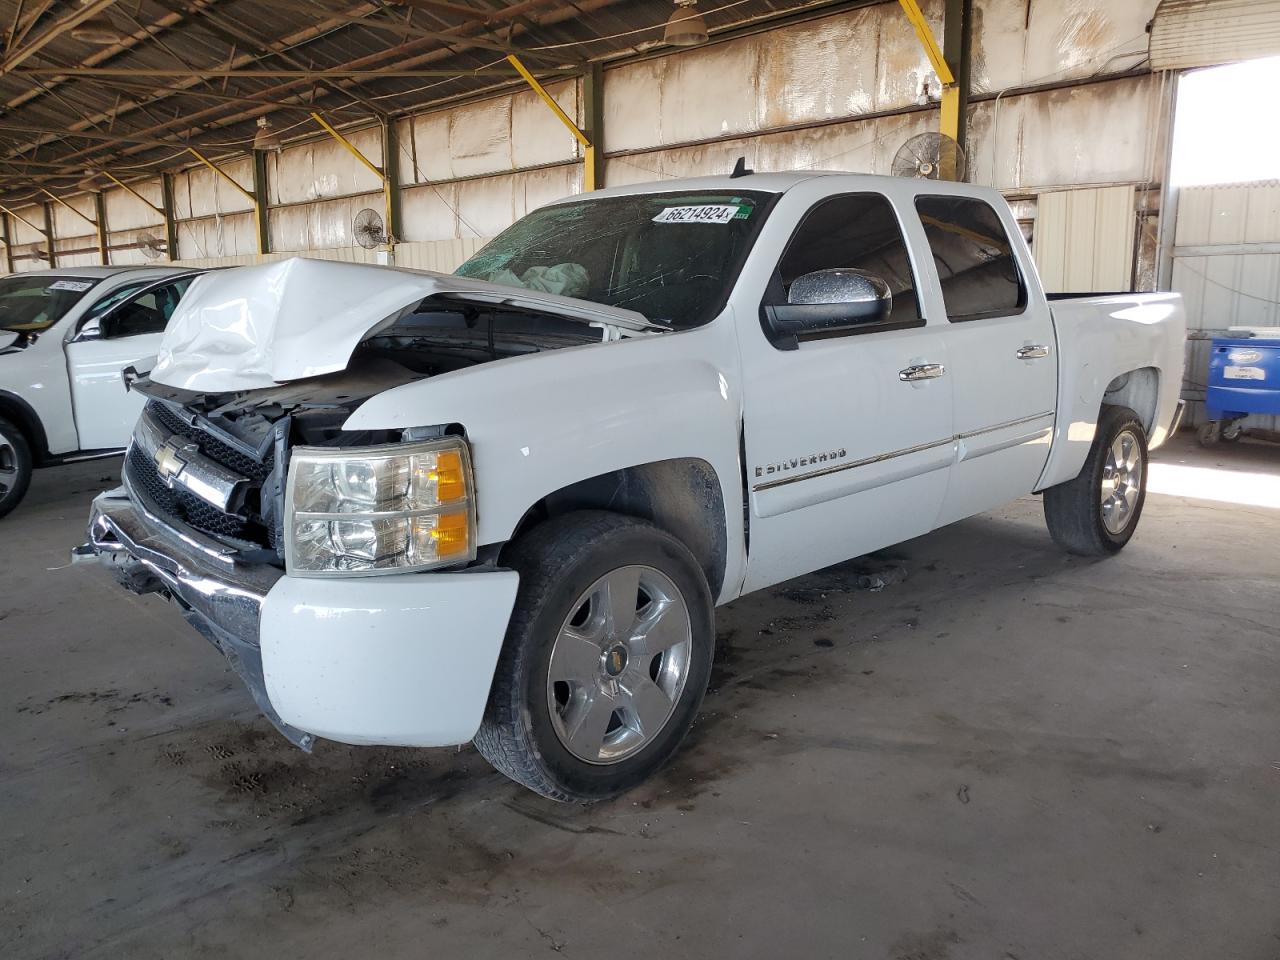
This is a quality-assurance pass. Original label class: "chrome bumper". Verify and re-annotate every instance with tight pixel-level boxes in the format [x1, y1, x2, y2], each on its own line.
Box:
[76, 487, 314, 750]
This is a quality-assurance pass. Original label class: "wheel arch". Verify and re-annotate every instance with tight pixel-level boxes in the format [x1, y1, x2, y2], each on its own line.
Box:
[503, 457, 730, 600]
[1036, 364, 1164, 492]
[1102, 367, 1160, 435]
[0, 390, 49, 464]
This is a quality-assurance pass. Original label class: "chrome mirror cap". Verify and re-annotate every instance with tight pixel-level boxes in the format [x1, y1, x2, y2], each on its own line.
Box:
[788, 268, 892, 307]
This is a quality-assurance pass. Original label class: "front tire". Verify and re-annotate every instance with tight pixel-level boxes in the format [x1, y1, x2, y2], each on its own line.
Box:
[1043, 405, 1148, 556]
[0, 417, 33, 520]
[474, 511, 714, 802]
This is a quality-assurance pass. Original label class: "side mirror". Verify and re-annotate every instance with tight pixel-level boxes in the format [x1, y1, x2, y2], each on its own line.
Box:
[73, 317, 103, 343]
[763, 269, 894, 347]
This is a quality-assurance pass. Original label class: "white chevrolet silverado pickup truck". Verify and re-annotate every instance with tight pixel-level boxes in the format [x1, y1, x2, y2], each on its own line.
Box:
[0, 266, 199, 517]
[78, 172, 1186, 801]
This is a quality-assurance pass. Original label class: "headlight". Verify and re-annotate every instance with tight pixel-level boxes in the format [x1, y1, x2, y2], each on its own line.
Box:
[284, 438, 477, 576]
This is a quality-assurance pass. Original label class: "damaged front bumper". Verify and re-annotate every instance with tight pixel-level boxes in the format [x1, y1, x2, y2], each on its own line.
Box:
[76, 486, 313, 748]
[77, 487, 520, 751]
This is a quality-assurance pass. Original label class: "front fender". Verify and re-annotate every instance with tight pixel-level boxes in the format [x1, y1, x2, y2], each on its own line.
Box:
[343, 323, 746, 595]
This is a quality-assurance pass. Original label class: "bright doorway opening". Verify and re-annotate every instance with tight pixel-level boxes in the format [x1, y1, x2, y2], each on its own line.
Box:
[1171, 56, 1280, 186]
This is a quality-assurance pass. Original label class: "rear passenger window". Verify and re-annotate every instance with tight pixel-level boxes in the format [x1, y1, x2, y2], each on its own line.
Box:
[915, 196, 1026, 321]
[776, 193, 921, 326]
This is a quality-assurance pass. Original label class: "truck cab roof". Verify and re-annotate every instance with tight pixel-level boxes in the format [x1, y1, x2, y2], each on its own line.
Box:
[7, 265, 190, 280]
[559, 170, 1006, 204]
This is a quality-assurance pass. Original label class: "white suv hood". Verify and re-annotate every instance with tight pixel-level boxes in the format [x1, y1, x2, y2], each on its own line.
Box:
[150, 257, 656, 392]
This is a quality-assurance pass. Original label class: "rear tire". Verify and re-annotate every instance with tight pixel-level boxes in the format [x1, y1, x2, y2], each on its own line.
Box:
[0, 417, 33, 520]
[1043, 405, 1148, 557]
[474, 511, 714, 802]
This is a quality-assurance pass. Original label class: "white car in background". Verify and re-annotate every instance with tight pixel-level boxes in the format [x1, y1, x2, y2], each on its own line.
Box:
[0, 266, 201, 517]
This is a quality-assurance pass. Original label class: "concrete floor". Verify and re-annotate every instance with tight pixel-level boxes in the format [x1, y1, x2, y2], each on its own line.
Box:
[2, 433, 1277, 960]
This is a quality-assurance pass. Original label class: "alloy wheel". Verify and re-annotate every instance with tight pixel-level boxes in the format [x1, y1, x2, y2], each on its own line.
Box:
[1100, 428, 1143, 535]
[546, 564, 693, 765]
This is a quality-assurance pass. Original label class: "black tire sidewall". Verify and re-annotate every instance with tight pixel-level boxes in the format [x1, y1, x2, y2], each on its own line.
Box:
[1089, 408, 1148, 553]
[511, 520, 713, 799]
[0, 417, 33, 519]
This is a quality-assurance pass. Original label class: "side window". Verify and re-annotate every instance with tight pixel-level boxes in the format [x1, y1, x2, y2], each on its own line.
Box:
[915, 196, 1026, 321]
[775, 193, 921, 328]
[103, 277, 194, 339]
[83, 282, 147, 325]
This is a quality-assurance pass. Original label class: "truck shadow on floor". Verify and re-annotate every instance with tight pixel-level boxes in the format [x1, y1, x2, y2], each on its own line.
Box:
[174, 512, 1075, 833]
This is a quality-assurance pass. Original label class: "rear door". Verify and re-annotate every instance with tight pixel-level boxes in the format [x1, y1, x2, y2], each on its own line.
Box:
[738, 186, 955, 593]
[912, 193, 1058, 525]
[64, 274, 198, 450]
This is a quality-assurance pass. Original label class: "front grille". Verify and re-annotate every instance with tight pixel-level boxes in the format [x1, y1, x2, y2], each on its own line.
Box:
[126, 402, 279, 550]
[127, 445, 253, 540]
[149, 402, 273, 481]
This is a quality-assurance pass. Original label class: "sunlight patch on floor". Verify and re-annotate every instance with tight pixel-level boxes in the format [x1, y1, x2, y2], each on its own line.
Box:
[1147, 462, 1280, 509]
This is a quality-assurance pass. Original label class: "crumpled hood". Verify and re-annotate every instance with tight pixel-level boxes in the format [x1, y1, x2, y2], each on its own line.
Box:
[150, 257, 655, 393]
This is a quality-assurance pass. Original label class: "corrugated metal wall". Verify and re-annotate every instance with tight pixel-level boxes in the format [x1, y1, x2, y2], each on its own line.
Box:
[1173, 181, 1280, 430]
[2, 0, 1166, 278]
[1035, 186, 1137, 293]
[1150, 0, 1280, 70]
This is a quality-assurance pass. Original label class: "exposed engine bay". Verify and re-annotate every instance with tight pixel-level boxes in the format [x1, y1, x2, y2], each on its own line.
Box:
[127, 299, 622, 563]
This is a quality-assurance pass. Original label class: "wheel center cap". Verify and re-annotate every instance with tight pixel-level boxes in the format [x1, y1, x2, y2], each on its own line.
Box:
[604, 644, 629, 678]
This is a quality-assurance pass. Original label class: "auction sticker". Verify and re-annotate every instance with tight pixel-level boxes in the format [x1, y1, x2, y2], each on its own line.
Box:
[653, 205, 742, 225]
[47, 279, 93, 292]
[1224, 366, 1265, 381]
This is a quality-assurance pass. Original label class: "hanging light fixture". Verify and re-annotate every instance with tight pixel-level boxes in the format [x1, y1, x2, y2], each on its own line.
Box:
[663, 0, 709, 47]
[71, 2, 123, 45]
[252, 116, 282, 152]
[77, 168, 104, 191]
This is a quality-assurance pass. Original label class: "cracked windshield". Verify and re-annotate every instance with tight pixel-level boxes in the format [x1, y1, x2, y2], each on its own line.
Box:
[455, 190, 773, 329]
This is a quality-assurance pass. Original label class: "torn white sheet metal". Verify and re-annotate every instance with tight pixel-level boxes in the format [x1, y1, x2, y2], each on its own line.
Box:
[149, 257, 656, 393]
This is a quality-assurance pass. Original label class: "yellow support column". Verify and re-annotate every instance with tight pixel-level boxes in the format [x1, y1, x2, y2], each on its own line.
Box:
[187, 148, 265, 255]
[898, 0, 968, 178]
[310, 112, 395, 249]
[507, 54, 597, 191]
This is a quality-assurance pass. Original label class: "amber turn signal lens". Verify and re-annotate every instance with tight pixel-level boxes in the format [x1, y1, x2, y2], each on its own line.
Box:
[431, 510, 471, 558]
[431, 450, 467, 503]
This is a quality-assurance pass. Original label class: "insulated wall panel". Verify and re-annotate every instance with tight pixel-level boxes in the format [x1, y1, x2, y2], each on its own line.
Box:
[401, 184, 462, 242]
[395, 237, 488, 273]
[397, 79, 580, 185]
[966, 74, 1164, 191]
[53, 235, 100, 268]
[176, 211, 256, 260]
[268, 126, 384, 205]
[604, 2, 939, 154]
[268, 192, 384, 252]
[402, 165, 580, 242]
[973, 0, 1157, 93]
[604, 110, 936, 186]
[10, 246, 47, 271]
[8, 205, 45, 245]
[171, 157, 254, 218]
[103, 181, 164, 231]
[50, 195, 97, 238]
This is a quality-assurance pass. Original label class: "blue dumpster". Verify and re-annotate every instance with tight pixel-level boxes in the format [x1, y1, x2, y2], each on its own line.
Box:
[1201, 334, 1280, 443]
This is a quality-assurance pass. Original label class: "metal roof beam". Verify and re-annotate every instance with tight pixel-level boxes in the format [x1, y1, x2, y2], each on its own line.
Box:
[1, 0, 121, 74]
[10, 65, 569, 78]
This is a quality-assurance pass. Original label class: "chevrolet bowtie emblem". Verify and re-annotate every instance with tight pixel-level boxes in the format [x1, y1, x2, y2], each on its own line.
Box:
[154, 439, 193, 486]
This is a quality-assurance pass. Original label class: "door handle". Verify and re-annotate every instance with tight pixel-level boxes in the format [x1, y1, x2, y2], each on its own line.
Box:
[899, 363, 946, 382]
[1016, 345, 1050, 360]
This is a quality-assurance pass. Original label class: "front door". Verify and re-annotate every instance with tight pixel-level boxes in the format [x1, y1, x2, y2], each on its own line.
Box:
[64, 274, 196, 450]
[910, 194, 1058, 525]
[738, 187, 955, 594]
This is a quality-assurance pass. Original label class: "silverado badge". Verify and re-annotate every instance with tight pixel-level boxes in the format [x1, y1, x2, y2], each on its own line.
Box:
[755, 447, 848, 478]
